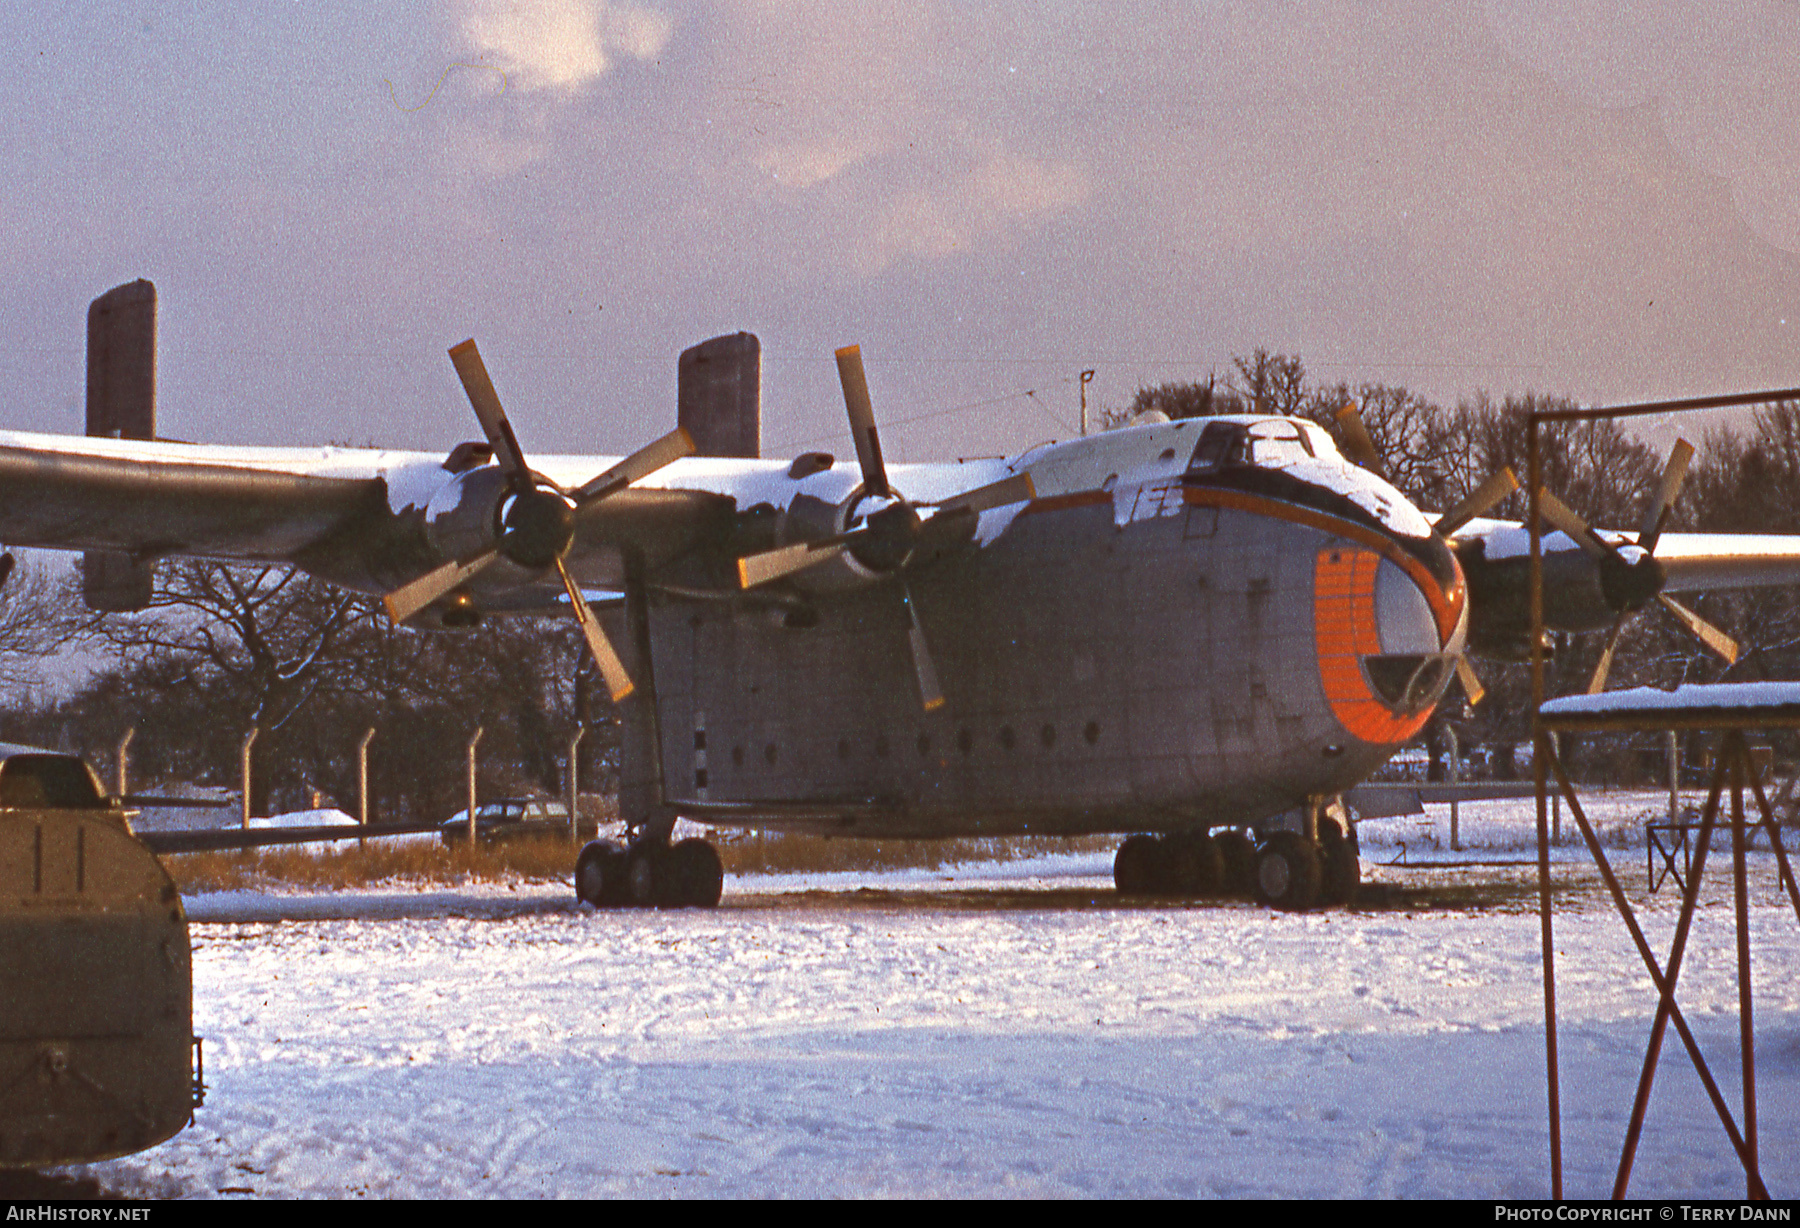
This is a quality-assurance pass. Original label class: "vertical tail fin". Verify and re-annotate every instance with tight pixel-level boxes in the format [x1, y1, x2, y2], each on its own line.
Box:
[678, 332, 760, 458]
[82, 280, 157, 611]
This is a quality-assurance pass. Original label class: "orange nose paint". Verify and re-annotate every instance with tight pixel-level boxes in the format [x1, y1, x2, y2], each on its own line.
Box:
[1314, 547, 1435, 745]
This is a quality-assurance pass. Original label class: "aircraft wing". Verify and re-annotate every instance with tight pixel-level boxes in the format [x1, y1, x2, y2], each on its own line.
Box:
[1345, 781, 1537, 819]
[133, 820, 444, 854]
[0, 433, 386, 562]
[0, 430, 737, 597]
[1449, 517, 1800, 591]
[1645, 533, 1800, 593]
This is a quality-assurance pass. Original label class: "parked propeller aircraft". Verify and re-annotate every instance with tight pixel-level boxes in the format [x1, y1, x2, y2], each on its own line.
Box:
[5, 281, 1800, 911]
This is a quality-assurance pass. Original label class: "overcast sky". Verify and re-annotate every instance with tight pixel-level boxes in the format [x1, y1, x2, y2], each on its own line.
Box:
[3, 1, 1797, 466]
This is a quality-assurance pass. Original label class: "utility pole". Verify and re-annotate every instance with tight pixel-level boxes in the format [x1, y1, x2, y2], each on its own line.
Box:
[1079, 369, 1096, 436]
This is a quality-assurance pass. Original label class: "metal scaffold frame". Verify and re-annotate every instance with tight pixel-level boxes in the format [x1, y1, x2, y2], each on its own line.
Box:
[1527, 394, 1800, 1200]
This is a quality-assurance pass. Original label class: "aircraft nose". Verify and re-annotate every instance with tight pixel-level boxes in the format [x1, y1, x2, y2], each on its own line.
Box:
[1375, 556, 1448, 654]
[1314, 539, 1466, 745]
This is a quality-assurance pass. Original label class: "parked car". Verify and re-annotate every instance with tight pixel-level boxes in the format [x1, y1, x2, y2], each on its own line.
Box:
[439, 798, 588, 846]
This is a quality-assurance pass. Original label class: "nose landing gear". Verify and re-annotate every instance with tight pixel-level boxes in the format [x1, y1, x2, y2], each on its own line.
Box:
[1114, 820, 1360, 912]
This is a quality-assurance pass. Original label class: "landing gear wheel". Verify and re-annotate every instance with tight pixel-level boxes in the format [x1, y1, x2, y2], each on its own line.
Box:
[661, 839, 724, 908]
[1214, 830, 1257, 897]
[1254, 832, 1323, 912]
[1113, 835, 1160, 896]
[1164, 831, 1222, 897]
[574, 840, 627, 907]
[1316, 821, 1360, 908]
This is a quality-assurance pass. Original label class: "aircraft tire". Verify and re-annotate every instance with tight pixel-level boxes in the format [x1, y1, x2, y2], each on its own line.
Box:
[1165, 831, 1222, 897]
[1113, 835, 1160, 895]
[1316, 822, 1360, 908]
[1253, 832, 1323, 912]
[661, 838, 724, 908]
[1214, 830, 1257, 897]
[575, 840, 628, 908]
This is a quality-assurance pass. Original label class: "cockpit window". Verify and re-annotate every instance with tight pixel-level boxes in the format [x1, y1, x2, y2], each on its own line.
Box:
[1188, 422, 1248, 470]
[1189, 419, 1318, 472]
[1246, 421, 1314, 466]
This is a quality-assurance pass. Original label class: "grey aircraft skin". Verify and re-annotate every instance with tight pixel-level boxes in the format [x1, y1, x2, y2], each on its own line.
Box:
[648, 415, 1458, 841]
[5, 281, 1800, 909]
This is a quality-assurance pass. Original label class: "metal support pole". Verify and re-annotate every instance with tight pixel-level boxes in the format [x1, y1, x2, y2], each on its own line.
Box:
[1448, 724, 1460, 851]
[1731, 749, 1761, 1196]
[466, 726, 483, 846]
[358, 728, 376, 846]
[1079, 369, 1096, 437]
[1527, 414, 1563, 1199]
[567, 725, 586, 848]
[115, 727, 134, 798]
[240, 728, 259, 829]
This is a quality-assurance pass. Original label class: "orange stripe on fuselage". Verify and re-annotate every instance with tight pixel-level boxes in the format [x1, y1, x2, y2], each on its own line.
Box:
[1313, 547, 1434, 745]
[1180, 485, 1464, 645]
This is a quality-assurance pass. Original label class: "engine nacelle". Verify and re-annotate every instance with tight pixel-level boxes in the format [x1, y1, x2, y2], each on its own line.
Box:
[424, 464, 508, 563]
[1458, 538, 1664, 660]
[763, 488, 975, 595]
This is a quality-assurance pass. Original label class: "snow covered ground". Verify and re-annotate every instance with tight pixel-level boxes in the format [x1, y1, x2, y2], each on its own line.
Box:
[53, 795, 1800, 1199]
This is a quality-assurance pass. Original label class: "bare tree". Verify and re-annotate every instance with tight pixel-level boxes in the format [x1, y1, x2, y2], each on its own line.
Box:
[0, 555, 87, 700]
[88, 560, 364, 733]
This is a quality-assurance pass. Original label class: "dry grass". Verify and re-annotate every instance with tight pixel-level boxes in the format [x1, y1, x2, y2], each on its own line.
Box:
[162, 829, 1120, 891]
[163, 835, 585, 893]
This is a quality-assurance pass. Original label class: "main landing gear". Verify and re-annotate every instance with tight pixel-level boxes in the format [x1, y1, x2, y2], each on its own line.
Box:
[575, 836, 724, 909]
[1114, 819, 1360, 912]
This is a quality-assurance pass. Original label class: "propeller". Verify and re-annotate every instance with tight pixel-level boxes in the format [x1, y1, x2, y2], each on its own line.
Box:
[382, 339, 695, 702]
[1333, 402, 1384, 475]
[735, 345, 1035, 710]
[1533, 439, 1738, 693]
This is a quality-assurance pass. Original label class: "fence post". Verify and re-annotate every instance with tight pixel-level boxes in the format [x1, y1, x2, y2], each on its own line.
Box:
[466, 726, 484, 846]
[1448, 723, 1460, 851]
[115, 727, 134, 798]
[1552, 732, 1561, 843]
[358, 727, 376, 846]
[1668, 729, 1679, 823]
[240, 728, 259, 829]
[567, 725, 586, 848]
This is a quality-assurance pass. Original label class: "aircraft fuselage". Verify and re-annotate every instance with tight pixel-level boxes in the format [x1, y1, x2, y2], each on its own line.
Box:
[643, 416, 1467, 838]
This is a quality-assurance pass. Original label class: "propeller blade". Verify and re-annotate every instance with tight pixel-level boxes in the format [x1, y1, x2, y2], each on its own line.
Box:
[555, 557, 635, 702]
[571, 427, 696, 505]
[1434, 467, 1519, 539]
[737, 540, 848, 589]
[1535, 488, 1614, 561]
[836, 345, 890, 499]
[1453, 654, 1486, 707]
[1657, 594, 1740, 665]
[901, 582, 945, 712]
[448, 340, 530, 485]
[383, 550, 498, 624]
[935, 472, 1037, 516]
[1638, 438, 1695, 555]
[1333, 403, 1383, 474]
[1585, 614, 1630, 694]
